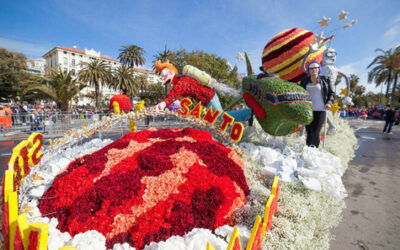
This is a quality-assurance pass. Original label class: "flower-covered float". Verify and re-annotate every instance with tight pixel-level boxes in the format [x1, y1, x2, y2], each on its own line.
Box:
[1, 23, 359, 250]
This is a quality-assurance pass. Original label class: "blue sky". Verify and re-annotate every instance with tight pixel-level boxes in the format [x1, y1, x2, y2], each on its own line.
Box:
[0, 0, 399, 93]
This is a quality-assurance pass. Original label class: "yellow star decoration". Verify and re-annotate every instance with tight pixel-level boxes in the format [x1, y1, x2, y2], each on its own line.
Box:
[318, 16, 331, 27]
[330, 102, 340, 113]
[135, 100, 145, 113]
[340, 88, 352, 96]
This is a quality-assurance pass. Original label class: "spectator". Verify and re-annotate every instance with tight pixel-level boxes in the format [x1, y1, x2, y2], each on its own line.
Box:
[382, 105, 396, 134]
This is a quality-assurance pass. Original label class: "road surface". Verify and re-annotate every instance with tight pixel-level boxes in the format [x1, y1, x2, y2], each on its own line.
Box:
[331, 119, 400, 250]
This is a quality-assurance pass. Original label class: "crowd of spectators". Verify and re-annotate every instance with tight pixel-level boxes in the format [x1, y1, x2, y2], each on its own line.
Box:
[0, 102, 108, 131]
[340, 105, 400, 121]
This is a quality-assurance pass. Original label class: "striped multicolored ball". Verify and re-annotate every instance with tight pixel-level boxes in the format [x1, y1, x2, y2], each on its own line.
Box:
[262, 28, 326, 83]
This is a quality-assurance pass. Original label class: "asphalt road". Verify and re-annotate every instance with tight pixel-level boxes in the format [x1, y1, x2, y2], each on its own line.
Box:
[331, 119, 400, 250]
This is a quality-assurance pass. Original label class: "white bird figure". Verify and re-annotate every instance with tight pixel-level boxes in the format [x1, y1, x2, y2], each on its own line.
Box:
[236, 52, 244, 61]
[318, 16, 331, 27]
[338, 10, 349, 20]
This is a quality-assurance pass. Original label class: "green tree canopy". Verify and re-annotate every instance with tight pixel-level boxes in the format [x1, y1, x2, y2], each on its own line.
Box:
[78, 59, 112, 110]
[118, 45, 146, 68]
[112, 66, 140, 98]
[24, 67, 85, 111]
[0, 47, 37, 100]
[152, 48, 240, 89]
[139, 83, 164, 105]
[367, 46, 400, 98]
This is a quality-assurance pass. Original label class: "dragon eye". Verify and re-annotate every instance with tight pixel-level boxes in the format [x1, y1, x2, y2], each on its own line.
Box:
[264, 93, 277, 104]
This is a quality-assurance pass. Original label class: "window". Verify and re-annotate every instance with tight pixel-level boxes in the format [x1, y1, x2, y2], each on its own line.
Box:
[64, 51, 67, 54]
[63, 57, 68, 65]
[72, 53, 75, 56]
[63, 68, 67, 74]
[72, 59, 75, 66]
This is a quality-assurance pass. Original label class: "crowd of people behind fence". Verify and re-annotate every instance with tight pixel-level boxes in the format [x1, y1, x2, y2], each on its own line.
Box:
[1, 102, 400, 132]
[0, 103, 108, 131]
[340, 105, 400, 121]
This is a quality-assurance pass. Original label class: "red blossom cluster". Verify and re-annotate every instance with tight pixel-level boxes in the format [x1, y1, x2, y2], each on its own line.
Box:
[108, 94, 132, 112]
[38, 128, 249, 249]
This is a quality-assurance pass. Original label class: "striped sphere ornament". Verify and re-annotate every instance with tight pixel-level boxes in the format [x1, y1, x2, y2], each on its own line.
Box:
[262, 28, 326, 83]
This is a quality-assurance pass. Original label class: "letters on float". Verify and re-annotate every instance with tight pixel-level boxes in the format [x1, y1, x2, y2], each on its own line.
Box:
[178, 98, 244, 142]
[8, 132, 43, 183]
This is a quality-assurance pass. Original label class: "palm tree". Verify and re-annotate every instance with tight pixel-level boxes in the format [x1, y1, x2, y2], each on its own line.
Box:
[24, 67, 85, 112]
[367, 47, 400, 98]
[118, 45, 146, 67]
[136, 74, 148, 93]
[112, 66, 140, 99]
[152, 45, 172, 69]
[152, 45, 172, 95]
[353, 85, 366, 96]
[390, 46, 400, 95]
[349, 74, 360, 92]
[78, 59, 112, 110]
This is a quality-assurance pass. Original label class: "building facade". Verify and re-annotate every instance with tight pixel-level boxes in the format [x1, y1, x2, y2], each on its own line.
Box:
[26, 58, 46, 76]
[43, 46, 121, 106]
[132, 68, 163, 88]
[42, 46, 162, 106]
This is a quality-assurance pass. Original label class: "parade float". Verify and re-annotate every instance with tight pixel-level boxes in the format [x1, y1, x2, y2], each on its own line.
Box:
[1, 13, 359, 250]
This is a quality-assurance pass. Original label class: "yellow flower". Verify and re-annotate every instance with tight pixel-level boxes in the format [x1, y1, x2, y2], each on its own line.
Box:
[340, 88, 352, 96]
[329, 102, 340, 113]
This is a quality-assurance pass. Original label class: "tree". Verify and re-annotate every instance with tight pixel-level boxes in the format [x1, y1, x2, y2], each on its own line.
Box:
[349, 74, 360, 92]
[367, 46, 400, 98]
[137, 74, 148, 93]
[139, 83, 164, 104]
[152, 44, 172, 68]
[118, 45, 146, 68]
[153, 48, 240, 89]
[78, 59, 112, 110]
[0, 48, 29, 99]
[112, 66, 140, 98]
[24, 67, 85, 112]
[353, 85, 366, 96]
[152, 44, 172, 95]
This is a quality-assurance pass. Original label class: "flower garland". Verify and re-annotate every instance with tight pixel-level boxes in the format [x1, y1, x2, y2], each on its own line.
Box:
[38, 128, 249, 249]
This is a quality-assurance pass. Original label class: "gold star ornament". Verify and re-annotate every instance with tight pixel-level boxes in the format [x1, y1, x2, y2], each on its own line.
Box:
[318, 16, 331, 27]
[340, 88, 352, 96]
[330, 102, 341, 113]
[338, 10, 349, 20]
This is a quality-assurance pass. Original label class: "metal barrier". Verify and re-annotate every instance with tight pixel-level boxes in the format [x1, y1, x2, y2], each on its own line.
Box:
[1, 112, 180, 136]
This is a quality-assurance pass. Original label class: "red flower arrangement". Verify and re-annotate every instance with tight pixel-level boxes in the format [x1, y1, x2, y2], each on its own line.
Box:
[109, 94, 132, 112]
[38, 128, 249, 249]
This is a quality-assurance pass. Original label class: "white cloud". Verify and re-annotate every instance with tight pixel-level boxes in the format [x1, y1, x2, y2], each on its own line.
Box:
[337, 56, 382, 94]
[0, 37, 52, 58]
[382, 15, 400, 48]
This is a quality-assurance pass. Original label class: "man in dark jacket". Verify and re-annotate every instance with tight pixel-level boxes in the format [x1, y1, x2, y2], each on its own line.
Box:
[383, 105, 395, 134]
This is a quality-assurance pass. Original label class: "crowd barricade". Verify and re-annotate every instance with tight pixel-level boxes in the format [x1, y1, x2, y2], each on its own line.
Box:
[1, 112, 112, 134]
